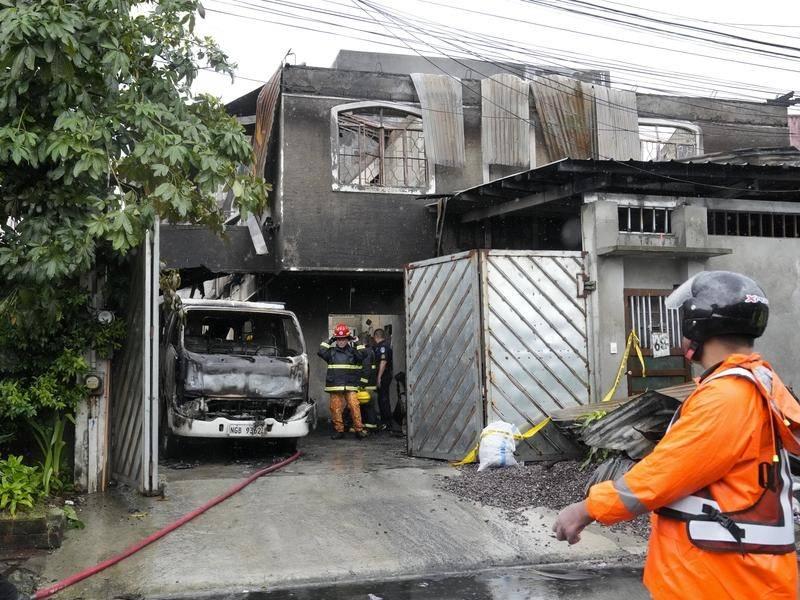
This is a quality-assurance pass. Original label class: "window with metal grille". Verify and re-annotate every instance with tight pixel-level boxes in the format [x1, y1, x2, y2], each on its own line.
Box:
[627, 293, 683, 351]
[336, 106, 428, 191]
[708, 210, 800, 238]
[618, 206, 673, 234]
[639, 119, 702, 161]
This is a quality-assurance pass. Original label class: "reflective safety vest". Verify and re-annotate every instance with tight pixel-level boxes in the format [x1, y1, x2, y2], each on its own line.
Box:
[656, 367, 796, 554]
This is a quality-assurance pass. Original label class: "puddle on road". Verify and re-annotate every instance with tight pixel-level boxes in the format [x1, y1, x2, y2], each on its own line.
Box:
[167, 567, 647, 600]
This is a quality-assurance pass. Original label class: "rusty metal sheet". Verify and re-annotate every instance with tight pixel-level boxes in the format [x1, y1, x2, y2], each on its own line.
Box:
[531, 76, 595, 160]
[481, 251, 589, 460]
[252, 67, 281, 179]
[410, 73, 466, 168]
[481, 74, 530, 168]
[405, 252, 484, 461]
[790, 115, 800, 150]
[595, 86, 640, 160]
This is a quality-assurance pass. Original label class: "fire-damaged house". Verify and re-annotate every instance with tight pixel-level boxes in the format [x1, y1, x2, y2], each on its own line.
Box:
[160, 50, 800, 459]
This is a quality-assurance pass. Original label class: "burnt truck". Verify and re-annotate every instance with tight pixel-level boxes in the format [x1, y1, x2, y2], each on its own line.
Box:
[159, 298, 315, 455]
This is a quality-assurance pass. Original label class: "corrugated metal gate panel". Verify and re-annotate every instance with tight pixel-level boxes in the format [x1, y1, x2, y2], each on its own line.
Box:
[111, 250, 145, 488]
[482, 251, 589, 459]
[405, 252, 484, 460]
[110, 227, 160, 494]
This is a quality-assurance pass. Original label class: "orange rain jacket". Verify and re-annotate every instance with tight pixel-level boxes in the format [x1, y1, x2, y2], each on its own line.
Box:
[587, 354, 800, 599]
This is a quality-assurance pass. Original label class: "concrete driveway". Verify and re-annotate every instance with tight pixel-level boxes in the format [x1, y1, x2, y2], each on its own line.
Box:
[32, 432, 645, 599]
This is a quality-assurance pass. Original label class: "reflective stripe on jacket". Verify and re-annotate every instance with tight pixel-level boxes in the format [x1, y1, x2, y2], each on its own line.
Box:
[654, 367, 795, 555]
[586, 354, 800, 600]
[318, 341, 365, 392]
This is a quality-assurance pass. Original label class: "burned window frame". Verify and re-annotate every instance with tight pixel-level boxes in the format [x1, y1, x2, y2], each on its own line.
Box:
[638, 118, 703, 161]
[180, 308, 306, 358]
[330, 101, 434, 194]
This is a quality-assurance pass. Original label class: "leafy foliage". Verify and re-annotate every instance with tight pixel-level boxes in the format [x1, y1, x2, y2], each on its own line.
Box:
[0, 455, 42, 516]
[30, 413, 73, 497]
[0, 0, 266, 286]
[63, 503, 85, 529]
[0, 1, 267, 440]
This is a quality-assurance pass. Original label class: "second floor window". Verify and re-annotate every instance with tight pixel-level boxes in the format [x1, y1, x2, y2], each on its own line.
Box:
[619, 205, 673, 234]
[639, 119, 702, 161]
[334, 104, 429, 192]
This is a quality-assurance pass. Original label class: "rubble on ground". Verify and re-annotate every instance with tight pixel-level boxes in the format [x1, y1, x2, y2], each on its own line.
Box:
[437, 461, 650, 538]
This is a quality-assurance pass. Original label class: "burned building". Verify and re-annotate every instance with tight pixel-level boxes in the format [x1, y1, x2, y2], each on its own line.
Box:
[161, 50, 796, 425]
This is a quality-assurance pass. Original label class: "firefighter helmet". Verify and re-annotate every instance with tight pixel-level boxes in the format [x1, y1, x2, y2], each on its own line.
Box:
[665, 271, 769, 343]
[356, 389, 371, 404]
[332, 323, 352, 339]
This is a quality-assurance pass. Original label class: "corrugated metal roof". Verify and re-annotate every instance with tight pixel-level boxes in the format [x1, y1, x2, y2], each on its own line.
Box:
[594, 86, 640, 160]
[682, 145, 800, 167]
[530, 75, 595, 160]
[410, 73, 466, 168]
[481, 74, 530, 167]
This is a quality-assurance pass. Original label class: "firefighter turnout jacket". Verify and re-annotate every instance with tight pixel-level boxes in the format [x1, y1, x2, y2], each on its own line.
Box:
[586, 354, 800, 599]
[360, 345, 378, 391]
[318, 340, 365, 392]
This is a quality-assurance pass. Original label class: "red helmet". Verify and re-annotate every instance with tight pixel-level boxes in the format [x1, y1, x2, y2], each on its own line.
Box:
[333, 323, 351, 339]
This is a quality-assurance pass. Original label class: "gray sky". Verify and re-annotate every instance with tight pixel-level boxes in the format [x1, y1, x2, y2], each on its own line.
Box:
[193, 0, 800, 113]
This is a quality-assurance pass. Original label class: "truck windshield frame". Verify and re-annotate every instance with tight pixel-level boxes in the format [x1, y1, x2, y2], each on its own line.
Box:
[181, 309, 305, 358]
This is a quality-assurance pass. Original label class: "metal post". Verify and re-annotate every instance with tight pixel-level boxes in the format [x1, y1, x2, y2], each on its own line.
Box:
[149, 221, 160, 494]
[141, 229, 152, 495]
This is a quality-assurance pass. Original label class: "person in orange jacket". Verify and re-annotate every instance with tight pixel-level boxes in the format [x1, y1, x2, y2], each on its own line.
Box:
[553, 271, 800, 599]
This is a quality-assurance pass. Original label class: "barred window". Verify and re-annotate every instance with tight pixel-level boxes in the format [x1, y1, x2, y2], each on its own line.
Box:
[334, 104, 429, 192]
[618, 206, 673, 234]
[708, 210, 800, 238]
[639, 119, 702, 161]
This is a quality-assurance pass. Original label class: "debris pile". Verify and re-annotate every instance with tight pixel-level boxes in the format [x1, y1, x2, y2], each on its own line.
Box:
[438, 461, 650, 537]
[440, 461, 588, 512]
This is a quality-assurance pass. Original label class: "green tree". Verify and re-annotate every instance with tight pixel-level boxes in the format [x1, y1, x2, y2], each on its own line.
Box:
[0, 0, 267, 438]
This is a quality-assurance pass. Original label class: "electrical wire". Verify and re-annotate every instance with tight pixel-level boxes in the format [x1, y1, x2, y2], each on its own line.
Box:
[212, 0, 796, 124]
[521, 0, 800, 59]
[204, 0, 792, 143]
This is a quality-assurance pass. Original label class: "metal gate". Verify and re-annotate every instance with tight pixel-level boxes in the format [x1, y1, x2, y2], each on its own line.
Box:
[405, 252, 484, 460]
[624, 289, 690, 394]
[481, 251, 590, 459]
[110, 225, 160, 494]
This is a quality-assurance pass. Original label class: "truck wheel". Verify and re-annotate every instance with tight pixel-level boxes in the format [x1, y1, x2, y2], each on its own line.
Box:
[276, 438, 298, 453]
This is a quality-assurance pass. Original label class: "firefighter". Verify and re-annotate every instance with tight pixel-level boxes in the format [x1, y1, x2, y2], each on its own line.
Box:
[359, 336, 379, 430]
[373, 328, 395, 431]
[318, 323, 368, 440]
[553, 271, 800, 599]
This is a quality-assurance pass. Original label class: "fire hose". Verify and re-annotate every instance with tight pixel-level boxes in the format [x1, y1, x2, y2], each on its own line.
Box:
[33, 451, 302, 599]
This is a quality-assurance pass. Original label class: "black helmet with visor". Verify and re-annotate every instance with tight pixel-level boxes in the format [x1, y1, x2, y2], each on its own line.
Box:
[665, 270, 769, 344]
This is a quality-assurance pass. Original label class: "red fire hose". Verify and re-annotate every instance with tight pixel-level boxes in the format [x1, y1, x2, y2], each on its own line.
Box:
[33, 451, 302, 599]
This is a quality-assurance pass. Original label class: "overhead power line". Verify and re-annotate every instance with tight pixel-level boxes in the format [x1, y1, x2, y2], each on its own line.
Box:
[204, 0, 793, 139]
[521, 0, 800, 59]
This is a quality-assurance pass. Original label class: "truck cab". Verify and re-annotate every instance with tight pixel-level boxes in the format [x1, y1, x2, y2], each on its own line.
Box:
[160, 298, 315, 454]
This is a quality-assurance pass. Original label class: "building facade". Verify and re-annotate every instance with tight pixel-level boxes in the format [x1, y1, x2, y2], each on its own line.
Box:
[162, 51, 794, 418]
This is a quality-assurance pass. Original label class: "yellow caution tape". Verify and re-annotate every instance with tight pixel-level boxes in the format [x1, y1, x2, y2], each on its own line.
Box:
[600, 330, 646, 403]
[451, 417, 552, 466]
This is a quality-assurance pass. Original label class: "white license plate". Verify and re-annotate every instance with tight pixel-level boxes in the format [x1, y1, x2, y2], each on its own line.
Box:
[227, 424, 266, 436]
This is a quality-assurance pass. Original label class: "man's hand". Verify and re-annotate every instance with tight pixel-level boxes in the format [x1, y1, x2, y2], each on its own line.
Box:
[552, 500, 593, 545]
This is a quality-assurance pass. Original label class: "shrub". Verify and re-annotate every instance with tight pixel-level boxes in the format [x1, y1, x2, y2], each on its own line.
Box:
[0, 455, 42, 516]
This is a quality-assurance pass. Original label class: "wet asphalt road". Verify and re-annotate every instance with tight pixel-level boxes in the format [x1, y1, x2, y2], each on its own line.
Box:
[160, 566, 648, 600]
